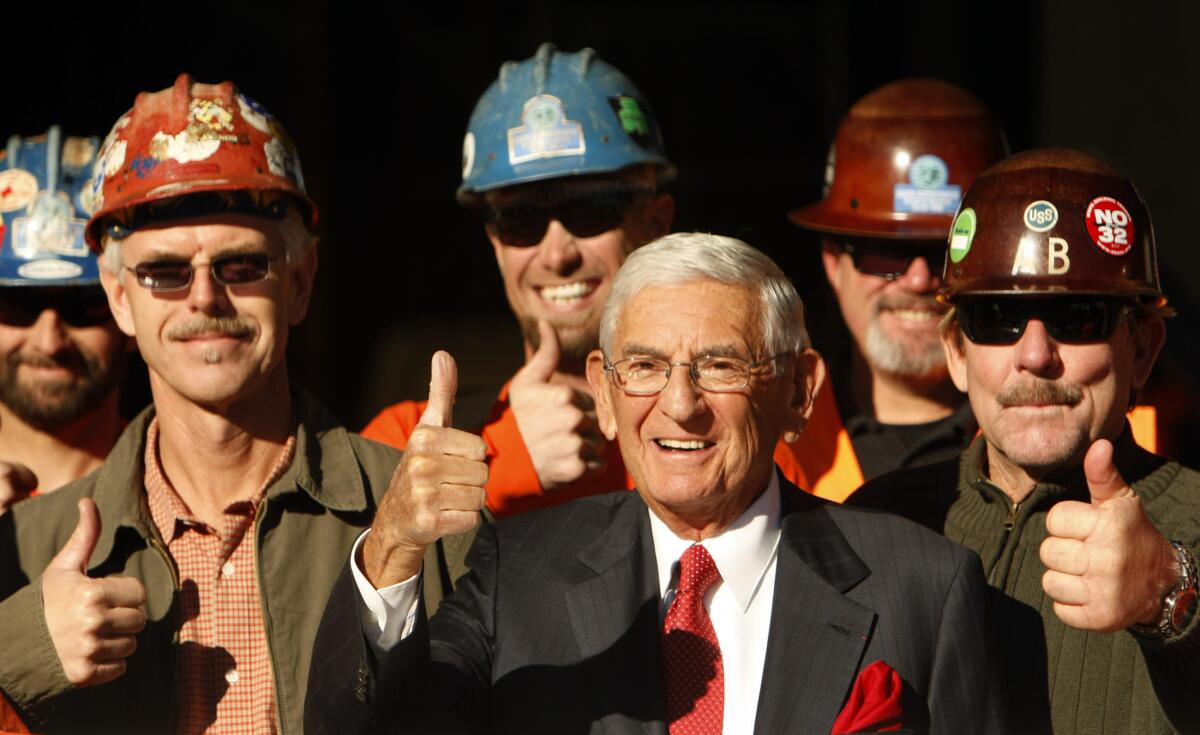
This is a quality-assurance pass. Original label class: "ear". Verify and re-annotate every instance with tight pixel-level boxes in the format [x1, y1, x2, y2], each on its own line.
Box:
[586, 349, 619, 440]
[941, 322, 970, 393]
[639, 192, 674, 241]
[820, 241, 844, 296]
[99, 265, 137, 338]
[782, 349, 825, 442]
[286, 245, 319, 326]
[1128, 315, 1166, 391]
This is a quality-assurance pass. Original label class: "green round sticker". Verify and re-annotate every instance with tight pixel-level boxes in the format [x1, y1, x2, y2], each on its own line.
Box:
[949, 208, 976, 263]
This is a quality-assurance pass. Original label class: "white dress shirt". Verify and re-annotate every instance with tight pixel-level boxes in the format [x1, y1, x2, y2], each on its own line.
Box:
[351, 473, 783, 734]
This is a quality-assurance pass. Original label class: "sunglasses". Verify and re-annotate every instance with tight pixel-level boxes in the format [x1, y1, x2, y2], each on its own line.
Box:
[486, 190, 643, 247]
[957, 297, 1129, 345]
[838, 240, 946, 280]
[125, 253, 285, 292]
[0, 288, 113, 328]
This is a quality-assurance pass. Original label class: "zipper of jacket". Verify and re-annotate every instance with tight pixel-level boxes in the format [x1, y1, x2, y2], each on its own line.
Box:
[253, 497, 286, 735]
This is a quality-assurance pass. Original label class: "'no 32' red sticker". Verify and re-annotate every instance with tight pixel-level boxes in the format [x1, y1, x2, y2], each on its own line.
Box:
[1085, 196, 1134, 256]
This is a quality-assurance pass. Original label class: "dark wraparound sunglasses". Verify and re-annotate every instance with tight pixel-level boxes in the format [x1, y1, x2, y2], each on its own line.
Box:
[486, 189, 644, 247]
[957, 297, 1130, 345]
[0, 288, 113, 327]
[125, 253, 285, 292]
[838, 240, 946, 280]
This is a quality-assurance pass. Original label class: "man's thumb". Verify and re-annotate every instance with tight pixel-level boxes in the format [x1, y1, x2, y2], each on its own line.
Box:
[418, 351, 458, 428]
[51, 498, 101, 573]
[515, 320, 560, 384]
[1083, 439, 1132, 505]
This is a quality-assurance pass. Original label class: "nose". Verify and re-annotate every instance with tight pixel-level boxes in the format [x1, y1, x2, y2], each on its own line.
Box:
[1013, 319, 1061, 376]
[536, 220, 583, 275]
[657, 363, 706, 423]
[185, 263, 232, 314]
[27, 309, 69, 355]
[896, 252, 942, 293]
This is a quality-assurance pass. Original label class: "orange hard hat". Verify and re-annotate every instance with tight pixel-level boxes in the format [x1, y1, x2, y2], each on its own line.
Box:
[790, 78, 1006, 240]
[940, 149, 1165, 306]
[84, 73, 316, 251]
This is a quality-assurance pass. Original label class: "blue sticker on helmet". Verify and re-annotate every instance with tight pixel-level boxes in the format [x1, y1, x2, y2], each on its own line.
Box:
[893, 154, 961, 214]
[507, 95, 586, 166]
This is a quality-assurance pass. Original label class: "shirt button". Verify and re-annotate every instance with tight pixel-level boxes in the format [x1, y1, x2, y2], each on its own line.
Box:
[225, 669, 239, 684]
[222, 562, 235, 578]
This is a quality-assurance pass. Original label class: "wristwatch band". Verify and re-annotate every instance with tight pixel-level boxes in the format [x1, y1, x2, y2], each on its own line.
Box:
[1130, 540, 1199, 640]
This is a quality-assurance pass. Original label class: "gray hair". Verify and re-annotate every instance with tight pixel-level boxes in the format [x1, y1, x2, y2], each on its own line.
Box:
[599, 232, 809, 357]
[99, 208, 316, 275]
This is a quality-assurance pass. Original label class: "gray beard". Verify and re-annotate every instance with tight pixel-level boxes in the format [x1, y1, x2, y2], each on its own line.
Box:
[864, 318, 946, 379]
[0, 348, 124, 432]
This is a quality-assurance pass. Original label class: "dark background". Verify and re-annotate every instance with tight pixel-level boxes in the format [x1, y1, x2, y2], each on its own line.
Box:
[7, 0, 1199, 449]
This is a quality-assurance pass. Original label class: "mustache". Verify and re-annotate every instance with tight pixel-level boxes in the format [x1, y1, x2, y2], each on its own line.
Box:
[166, 316, 255, 341]
[997, 381, 1083, 407]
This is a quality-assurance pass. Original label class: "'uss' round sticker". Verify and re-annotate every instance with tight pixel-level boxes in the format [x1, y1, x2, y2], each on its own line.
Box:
[1084, 196, 1134, 256]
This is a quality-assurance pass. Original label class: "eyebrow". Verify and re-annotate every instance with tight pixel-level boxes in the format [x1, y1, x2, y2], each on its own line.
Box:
[136, 243, 273, 262]
[618, 343, 749, 359]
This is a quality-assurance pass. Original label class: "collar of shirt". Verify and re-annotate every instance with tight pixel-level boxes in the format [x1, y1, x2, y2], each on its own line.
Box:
[648, 471, 782, 613]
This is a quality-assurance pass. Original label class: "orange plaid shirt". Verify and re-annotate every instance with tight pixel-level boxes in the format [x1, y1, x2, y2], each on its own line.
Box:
[144, 418, 297, 735]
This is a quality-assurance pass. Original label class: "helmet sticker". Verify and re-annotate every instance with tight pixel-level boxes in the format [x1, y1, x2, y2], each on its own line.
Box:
[11, 191, 87, 258]
[894, 154, 961, 214]
[61, 137, 96, 170]
[507, 95, 586, 165]
[264, 137, 305, 189]
[822, 144, 836, 197]
[608, 96, 651, 147]
[462, 132, 476, 180]
[0, 169, 39, 213]
[148, 98, 243, 164]
[18, 259, 84, 280]
[1084, 196, 1134, 256]
[237, 94, 272, 134]
[1023, 200, 1058, 232]
[949, 208, 976, 263]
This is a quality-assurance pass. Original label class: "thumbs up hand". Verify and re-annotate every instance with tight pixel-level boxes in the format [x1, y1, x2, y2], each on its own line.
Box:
[363, 352, 489, 589]
[509, 320, 607, 490]
[1041, 439, 1178, 632]
[42, 498, 147, 687]
[0, 462, 38, 514]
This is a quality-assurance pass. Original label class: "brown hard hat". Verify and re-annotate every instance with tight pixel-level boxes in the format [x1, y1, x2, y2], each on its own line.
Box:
[940, 148, 1165, 306]
[789, 78, 1006, 241]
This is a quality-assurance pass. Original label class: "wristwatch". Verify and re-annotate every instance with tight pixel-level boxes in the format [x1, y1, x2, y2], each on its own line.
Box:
[1130, 540, 1199, 640]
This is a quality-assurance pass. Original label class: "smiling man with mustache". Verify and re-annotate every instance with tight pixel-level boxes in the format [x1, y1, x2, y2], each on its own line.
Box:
[849, 150, 1200, 732]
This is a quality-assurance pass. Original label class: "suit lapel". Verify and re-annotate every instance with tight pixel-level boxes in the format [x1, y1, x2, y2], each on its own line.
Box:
[754, 483, 877, 734]
[564, 494, 667, 735]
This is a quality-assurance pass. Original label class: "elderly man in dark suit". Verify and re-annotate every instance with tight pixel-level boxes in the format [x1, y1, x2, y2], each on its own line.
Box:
[305, 233, 1011, 733]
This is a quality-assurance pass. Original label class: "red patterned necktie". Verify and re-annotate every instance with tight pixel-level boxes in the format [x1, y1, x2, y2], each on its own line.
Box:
[662, 544, 724, 734]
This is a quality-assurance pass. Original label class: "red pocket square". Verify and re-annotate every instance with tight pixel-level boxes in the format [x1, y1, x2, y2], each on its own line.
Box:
[831, 660, 904, 734]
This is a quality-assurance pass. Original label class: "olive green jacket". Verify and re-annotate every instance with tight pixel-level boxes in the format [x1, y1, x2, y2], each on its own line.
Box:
[0, 390, 468, 734]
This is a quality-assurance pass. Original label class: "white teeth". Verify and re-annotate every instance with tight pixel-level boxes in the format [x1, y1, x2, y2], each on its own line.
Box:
[891, 309, 937, 321]
[538, 281, 595, 302]
[657, 439, 709, 450]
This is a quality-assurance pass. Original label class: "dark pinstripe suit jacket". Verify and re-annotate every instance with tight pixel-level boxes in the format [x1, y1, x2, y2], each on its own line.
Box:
[305, 477, 1010, 734]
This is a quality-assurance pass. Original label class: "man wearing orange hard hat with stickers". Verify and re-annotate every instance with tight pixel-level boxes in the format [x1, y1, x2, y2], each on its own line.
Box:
[0, 75, 434, 734]
[850, 149, 1200, 731]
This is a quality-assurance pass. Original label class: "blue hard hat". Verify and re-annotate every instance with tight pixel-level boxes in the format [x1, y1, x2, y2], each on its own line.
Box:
[0, 126, 102, 286]
[458, 43, 675, 203]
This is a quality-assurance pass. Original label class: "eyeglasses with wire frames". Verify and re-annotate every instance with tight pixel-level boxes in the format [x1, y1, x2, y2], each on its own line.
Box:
[603, 353, 790, 395]
[124, 252, 286, 292]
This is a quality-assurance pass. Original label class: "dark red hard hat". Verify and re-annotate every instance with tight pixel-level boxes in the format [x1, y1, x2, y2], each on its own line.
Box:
[790, 78, 1006, 241]
[940, 148, 1165, 306]
[84, 73, 316, 252]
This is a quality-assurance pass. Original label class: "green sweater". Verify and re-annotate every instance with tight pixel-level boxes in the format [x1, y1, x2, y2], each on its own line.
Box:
[849, 430, 1200, 734]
